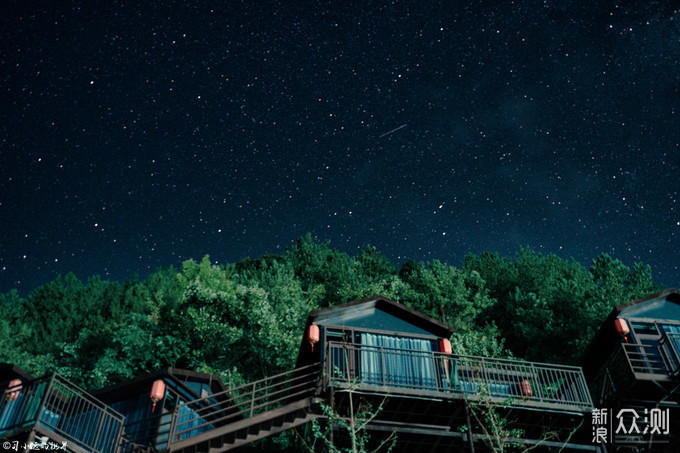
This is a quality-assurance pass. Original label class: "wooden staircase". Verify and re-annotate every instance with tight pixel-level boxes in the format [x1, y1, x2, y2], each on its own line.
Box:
[169, 396, 320, 453]
[166, 364, 322, 453]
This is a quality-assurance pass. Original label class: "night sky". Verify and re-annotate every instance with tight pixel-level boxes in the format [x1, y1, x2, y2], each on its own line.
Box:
[2, 1, 680, 295]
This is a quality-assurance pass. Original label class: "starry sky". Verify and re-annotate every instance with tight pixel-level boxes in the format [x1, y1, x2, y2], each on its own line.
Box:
[2, 1, 680, 295]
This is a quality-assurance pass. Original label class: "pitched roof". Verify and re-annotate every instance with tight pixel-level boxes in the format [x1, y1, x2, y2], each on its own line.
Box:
[93, 367, 227, 403]
[0, 362, 34, 386]
[614, 288, 680, 318]
[305, 295, 454, 338]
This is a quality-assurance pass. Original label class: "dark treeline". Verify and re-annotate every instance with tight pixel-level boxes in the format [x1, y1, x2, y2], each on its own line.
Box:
[0, 234, 661, 392]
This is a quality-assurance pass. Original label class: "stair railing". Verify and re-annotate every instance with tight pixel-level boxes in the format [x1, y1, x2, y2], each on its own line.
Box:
[167, 363, 321, 445]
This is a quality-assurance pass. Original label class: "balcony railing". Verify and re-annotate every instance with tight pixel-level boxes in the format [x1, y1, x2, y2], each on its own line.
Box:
[621, 332, 680, 377]
[662, 332, 680, 375]
[324, 342, 592, 413]
[0, 374, 125, 453]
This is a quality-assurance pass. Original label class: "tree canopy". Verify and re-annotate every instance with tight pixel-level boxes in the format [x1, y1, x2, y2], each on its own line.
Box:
[0, 236, 661, 391]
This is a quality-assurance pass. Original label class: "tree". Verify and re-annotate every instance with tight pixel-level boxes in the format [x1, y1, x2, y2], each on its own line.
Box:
[285, 233, 356, 306]
[399, 260, 492, 333]
[461, 383, 580, 453]
[305, 394, 396, 453]
[464, 247, 662, 364]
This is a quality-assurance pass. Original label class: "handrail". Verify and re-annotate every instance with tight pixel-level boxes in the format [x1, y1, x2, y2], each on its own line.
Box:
[0, 374, 125, 453]
[168, 363, 321, 444]
[661, 332, 680, 375]
[622, 333, 680, 377]
[324, 341, 592, 412]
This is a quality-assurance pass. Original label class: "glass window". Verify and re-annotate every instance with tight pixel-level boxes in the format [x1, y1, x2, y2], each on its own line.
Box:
[359, 333, 437, 390]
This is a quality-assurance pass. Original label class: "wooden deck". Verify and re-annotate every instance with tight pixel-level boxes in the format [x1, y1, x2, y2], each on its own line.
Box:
[323, 342, 594, 414]
[156, 345, 595, 452]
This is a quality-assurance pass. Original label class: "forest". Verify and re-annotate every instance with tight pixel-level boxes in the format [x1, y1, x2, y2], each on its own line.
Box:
[0, 233, 661, 395]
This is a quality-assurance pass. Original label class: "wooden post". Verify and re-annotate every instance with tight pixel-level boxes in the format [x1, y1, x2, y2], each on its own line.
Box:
[465, 403, 476, 453]
[168, 401, 179, 445]
[329, 386, 335, 448]
[22, 430, 37, 453]
[249, 382, 256, 417]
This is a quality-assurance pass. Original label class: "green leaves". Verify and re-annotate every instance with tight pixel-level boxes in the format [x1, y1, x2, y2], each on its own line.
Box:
[467, 248, 662, 363]
[0, 237, 663, 392]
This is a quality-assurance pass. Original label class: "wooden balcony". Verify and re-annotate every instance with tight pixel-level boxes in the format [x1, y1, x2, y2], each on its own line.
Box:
[116, 344, 594, 453]
[593, 332, 680, 405]
[0, 374, 125, 453]
[324, 341, 593, 414]
[621, 332, 680, 379]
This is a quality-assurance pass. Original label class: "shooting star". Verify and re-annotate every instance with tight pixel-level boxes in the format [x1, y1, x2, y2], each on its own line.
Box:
[379, 123, 407, 138]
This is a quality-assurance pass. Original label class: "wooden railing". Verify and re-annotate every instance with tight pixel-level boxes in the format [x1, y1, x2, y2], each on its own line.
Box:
[167, 363, 320, 445]
[325, 342, 593, 412]
[0, 374, 125, 453]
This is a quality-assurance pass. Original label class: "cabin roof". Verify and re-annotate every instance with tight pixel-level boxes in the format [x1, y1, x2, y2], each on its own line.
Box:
[296, 296, 453, 368]
[613, 288, 680, 320]
[0, 362, 34, 386]
[306, 296, 454, 338]
[93, 367, 227, 403]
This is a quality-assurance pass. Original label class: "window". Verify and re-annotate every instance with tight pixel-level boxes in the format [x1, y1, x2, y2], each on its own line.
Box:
[359, 333, 437, 390]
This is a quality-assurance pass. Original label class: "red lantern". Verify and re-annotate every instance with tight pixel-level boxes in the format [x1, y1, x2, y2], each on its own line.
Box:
[439, 338, 453, 371]
[308, 325, 320, 352]
[439, 338, 452, 354]
[614, 318, 630, 336]
[520, 379, 533, 398]
[150, 380, 166, 412]
[5, 379, 22, 402]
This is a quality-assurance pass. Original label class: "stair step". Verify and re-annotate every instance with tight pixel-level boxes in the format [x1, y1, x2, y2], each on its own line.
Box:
[170, 396, 322, 453]
[222, 416, 319, 450]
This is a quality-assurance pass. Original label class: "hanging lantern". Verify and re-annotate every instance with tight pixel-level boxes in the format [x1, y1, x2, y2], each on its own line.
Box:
[308, 325, 320, 352]
[614, 318, 630, 343]
[439, 338, 453, 371]
[614, 318, 630, 336]
[439, 338, 453, 354]
[520, 379, 533, 398]
[5, 379, 22, 402]
[150, 380, 166, 412]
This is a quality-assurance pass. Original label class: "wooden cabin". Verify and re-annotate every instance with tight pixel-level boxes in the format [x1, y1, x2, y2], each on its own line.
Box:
[296, 296, 596, 452]
[0, 365, 237, 453]
[582, 289, 680, 450]
[0, 363, 125, 453]
[93, 368, 233, 452]
[2, 296, 598, 452]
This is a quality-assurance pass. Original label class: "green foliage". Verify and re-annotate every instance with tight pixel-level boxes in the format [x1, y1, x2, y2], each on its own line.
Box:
[451, 324, 513, 359]
[399, 260, 493, 334]
[55, 313, 190, 389]
[0, 236, 665, 452]
[461, 385, 537, 453]
[464, 247, 662, 363]
[0, 236, 663, 393]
